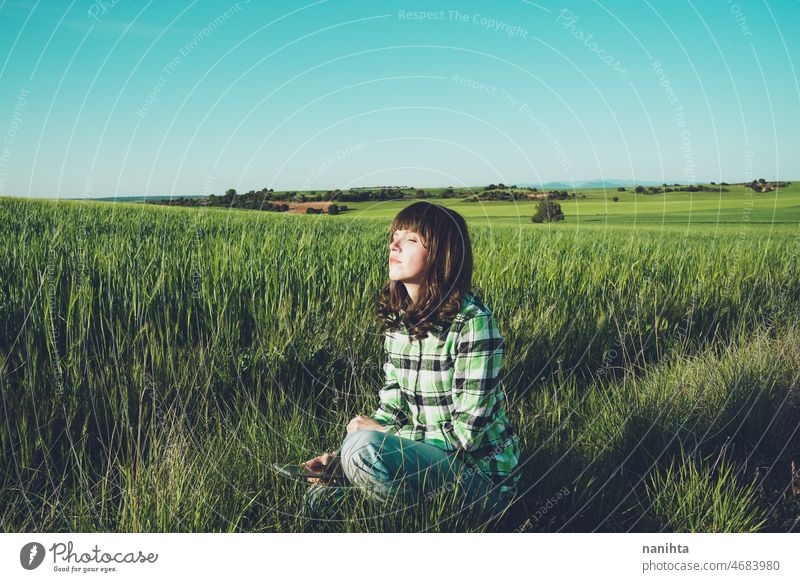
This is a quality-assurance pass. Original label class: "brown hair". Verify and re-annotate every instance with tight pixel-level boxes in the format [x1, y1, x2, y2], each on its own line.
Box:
[375, 201, 482, 342]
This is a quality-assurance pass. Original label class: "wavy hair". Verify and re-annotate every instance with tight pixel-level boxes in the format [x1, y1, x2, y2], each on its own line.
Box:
[375, 201, 482, 342]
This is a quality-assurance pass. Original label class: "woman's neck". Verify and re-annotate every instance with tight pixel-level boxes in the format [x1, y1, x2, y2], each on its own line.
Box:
[404, 283, 419, 303]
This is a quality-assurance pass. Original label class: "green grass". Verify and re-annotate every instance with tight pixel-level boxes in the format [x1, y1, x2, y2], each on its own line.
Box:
[643, 451, 768, 533]
[0, 195, 798, 532]
[339, 182, 800, 234]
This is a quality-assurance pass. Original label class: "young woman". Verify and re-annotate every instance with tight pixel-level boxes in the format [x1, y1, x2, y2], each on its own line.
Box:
[302, 201, 520, 526]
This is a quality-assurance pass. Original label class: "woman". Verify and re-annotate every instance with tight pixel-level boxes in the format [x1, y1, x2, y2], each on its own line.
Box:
[302, 201, 520, 526]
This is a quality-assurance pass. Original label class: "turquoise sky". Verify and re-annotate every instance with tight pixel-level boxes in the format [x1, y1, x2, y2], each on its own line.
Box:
[1, 0, 798, 198]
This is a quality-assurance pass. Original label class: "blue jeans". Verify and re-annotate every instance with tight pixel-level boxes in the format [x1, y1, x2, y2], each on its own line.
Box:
[302, 429, 515, 526]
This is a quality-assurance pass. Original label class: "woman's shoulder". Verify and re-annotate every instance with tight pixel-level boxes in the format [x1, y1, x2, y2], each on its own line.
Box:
[456, 291, 496, 324]
[449, 291, 502, 342]
[383, 291, 498, 343]
[449, 296, 504, 358]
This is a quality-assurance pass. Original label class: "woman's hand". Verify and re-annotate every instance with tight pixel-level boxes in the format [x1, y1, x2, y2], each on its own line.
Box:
[303, 452, 340, 484]
[346, 415, 387, 435]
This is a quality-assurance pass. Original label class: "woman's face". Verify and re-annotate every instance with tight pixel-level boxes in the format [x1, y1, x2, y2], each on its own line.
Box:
[389, 228, 429, 284]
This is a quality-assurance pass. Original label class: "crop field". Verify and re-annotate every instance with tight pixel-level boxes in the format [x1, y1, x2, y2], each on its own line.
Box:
[1, 194, 799, 532]
[343, 182, 800, 232]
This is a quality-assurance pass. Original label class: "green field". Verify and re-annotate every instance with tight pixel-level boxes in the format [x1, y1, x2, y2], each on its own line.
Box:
[1, 192, 798, 532]
[339, 183, 800, 233]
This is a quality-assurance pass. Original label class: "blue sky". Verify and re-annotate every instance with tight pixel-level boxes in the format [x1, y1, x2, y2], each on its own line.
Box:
[0, 0, 798, 198]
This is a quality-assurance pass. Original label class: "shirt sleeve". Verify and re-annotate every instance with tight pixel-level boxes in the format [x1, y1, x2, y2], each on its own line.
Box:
[371, 340, 410, 433]
[442, 313, 505, 452]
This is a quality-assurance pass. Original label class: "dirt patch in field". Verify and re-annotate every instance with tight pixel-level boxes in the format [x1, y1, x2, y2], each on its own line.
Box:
[286, 201, 334, 214]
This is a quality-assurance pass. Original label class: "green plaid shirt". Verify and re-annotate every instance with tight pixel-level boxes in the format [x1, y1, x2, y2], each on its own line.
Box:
[371, 292, 520, 495]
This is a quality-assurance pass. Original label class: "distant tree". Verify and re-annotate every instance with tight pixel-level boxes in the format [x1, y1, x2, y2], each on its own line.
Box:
[617, 186, 625, 192]
[225, 188, 237, 197]
[531, 200, 565, 223]
[612, 196, 619, 202]
[710, 181, 716, 185]
[328, 204, 339, 215]
[758, 178, 766, 184]
[635, 185, 645, 193]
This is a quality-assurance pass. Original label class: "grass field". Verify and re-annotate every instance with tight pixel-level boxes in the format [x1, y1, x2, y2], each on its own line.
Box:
[1, 190, 799, 532]
[340, 182, 800, 233]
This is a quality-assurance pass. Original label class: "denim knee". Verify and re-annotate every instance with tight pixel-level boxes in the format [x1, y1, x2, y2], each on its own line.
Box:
[340, 430, 386, 484]
[341, 429, 383, 460]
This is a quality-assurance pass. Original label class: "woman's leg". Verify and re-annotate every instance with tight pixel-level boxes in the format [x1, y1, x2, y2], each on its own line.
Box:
[339, 429, 512, 524]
